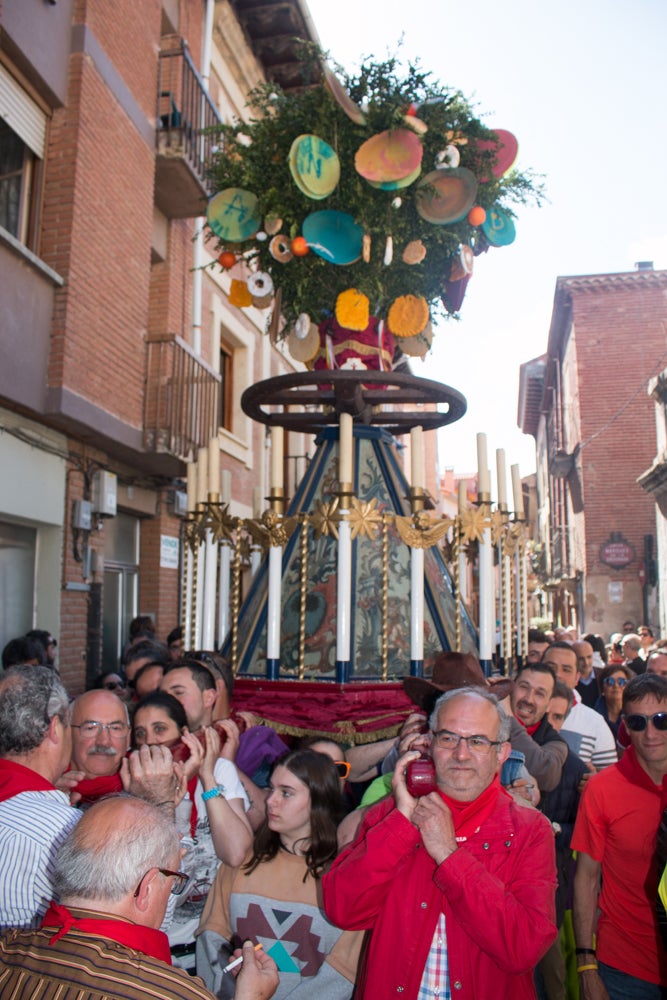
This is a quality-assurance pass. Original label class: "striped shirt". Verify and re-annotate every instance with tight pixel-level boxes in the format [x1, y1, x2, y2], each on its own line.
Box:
[561, 695, 618, 770]
[0, 925, 217, 999]
[0, 790, 81, 930]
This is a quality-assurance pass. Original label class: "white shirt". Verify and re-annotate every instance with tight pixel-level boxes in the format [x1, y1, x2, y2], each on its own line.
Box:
[0, 789, 81, 930]
[560, 691, 617, 769]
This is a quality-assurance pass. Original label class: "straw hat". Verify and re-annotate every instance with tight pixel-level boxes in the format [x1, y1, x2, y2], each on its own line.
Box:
[403, 651, 513, 710]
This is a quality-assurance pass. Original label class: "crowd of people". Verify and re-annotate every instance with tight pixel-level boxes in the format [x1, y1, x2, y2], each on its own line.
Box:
[0, 615, 665, 999]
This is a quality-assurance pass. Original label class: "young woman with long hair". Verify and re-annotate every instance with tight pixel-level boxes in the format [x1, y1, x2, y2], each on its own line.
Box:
[197, 749, 361, 999]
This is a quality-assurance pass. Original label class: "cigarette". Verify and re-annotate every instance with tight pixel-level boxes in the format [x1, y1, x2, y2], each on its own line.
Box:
[222, 943, 263, 974]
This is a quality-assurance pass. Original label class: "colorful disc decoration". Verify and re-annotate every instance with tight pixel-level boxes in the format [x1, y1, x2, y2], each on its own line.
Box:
[415, 168, 478, 225]
[205, 51, 541, 355]
[481, 207, 516, 246]
[475, 129, 519, 179]
[367, 164, 422, 191]
[289, 135, 341, 200]
[207, 188, 260, 242]
[302, 210, 363, 265]
[355, 129, 423, 185]
[322, 63, 367, 125]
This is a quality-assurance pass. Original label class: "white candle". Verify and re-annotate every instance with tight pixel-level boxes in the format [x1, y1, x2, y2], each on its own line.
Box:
[411, 425, 425, 490]
[496, 448, 507, 506]
[252, 485, 263, 519]
[220, 469, 231, 504]
[270, 427, 284, 490]
[458, 478, 467, 514]
[208, 437, 220, 495]
[339, 413, 353, 484]
[197, 447, 208, 503]
[511, 464, 524, 516]
[476, 433, 490, 495]
[187, 461, 197, 512]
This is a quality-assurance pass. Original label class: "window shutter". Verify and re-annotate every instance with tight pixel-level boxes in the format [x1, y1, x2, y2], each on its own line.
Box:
[0, 65, 47, 159]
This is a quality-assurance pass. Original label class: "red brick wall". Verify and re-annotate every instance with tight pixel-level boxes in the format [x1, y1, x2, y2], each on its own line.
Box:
[139, 501, 182, 643]
[574, 278, 666, 583]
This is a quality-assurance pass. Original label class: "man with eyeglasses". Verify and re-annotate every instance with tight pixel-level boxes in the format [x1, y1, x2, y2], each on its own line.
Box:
[0, 795, 278, 1000]
[68, 689, 132, 804]
[323, 686, 558, 999]
[572, 673, 667, 999]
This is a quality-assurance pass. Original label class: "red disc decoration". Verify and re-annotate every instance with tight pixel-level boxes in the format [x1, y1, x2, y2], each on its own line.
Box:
[475, 129, 519, 179]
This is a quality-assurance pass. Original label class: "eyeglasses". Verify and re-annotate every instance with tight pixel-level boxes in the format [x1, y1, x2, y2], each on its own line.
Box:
[623, 712, 667, 733]
[603, 677, 629, 688]
[334, 760, 351, 779]
[431, 729, 504, 755]
[71, 721, 129, 738]
[103, 681, 125, 691]
[133, 867, 190, 898]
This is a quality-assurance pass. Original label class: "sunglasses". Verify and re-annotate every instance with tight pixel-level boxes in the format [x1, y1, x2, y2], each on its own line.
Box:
[603, 677, 628, 688]
[334, 760, 351, 779]
[623, 712, 667, 733]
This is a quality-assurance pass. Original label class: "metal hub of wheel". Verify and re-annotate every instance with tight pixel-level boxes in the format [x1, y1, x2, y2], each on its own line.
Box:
[241, 370, 467, 436]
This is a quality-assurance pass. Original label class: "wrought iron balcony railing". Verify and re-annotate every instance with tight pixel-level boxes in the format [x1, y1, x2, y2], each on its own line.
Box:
[155, 39, 222, 218]
[144, 333, 221, 460]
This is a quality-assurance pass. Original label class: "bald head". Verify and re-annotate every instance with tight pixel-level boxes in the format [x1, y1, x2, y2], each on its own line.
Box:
[573, 640, 594, 679]
[70, 690, 130, 778]
[53, 796, 180, 923]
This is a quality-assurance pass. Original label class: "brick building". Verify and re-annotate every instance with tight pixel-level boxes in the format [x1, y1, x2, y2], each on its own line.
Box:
[0, 0, 315, 691]
[517, 266, 667, 638]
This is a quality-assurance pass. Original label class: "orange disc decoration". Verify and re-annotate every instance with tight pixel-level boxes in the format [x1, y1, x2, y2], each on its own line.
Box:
[387, 295, 430, 338]
[467, 206, 486, 226]
[355, 129, 423, 185]
[291, 236, 309, 257]
[229, 279, 253, 308]
[218, 251, 236, 269]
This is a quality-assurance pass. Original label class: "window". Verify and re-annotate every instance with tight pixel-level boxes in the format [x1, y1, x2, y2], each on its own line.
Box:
[0, 64, 46, 249]
[219, 340, 233, 432]
[0, 122, 36, 243]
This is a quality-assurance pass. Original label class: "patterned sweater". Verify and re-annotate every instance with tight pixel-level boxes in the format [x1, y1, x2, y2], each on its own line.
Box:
[197, 849, 361, 999]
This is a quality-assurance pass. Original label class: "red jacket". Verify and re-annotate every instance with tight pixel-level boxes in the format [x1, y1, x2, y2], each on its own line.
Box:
[322, 791, 557, 1000]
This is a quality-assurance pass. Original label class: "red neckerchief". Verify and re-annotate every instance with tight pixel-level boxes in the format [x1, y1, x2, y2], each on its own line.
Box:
[42, 902, 172, 965]
[617, 745, 667, 807]
[516, 717, 541, 736]
[0, 758, 57, 802]
[437, 774, 503, 841]
[73, 772, 123, 805]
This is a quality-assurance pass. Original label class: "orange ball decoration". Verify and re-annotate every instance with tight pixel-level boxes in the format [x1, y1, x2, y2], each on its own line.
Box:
[467, 206, 487, 226]
[218, 251, 236, 269]
[291, 236, 309, 257]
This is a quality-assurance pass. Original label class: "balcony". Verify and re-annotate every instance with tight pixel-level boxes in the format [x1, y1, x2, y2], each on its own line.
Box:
[144, 334, 221, 464]
[155, 39, 222, 218]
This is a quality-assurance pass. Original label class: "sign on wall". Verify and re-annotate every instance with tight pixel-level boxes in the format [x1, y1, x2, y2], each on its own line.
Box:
[160, 535, 179, 569]
[599, 533, 635, 569]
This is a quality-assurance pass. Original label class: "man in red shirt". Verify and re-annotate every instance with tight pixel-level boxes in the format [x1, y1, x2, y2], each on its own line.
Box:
[323, 686, 557, 999]
[572, 672, 667, 999]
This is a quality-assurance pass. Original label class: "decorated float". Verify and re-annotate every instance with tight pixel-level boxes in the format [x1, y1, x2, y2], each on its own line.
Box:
[181, 50, 539, 740]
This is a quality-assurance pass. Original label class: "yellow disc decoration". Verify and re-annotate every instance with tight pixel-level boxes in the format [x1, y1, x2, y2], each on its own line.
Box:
[229, 278, 253, 308]
[387, 295, 430, 338]
[335, 289, 370, 331]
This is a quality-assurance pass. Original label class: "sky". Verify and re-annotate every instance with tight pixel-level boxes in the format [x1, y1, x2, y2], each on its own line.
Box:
[306, 0, 667, 491]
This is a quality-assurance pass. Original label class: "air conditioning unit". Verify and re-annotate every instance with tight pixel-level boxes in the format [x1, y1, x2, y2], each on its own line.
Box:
[172, 490, 188, 517]
[92, 470, 117, 516]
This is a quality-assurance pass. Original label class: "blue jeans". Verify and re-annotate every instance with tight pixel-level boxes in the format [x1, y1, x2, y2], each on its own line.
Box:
[598, 961, 667, 1000]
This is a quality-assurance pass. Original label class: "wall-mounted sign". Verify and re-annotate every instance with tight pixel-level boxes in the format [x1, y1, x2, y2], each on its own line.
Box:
[599, 532, 635, 569]
[160, 534, 179, 569]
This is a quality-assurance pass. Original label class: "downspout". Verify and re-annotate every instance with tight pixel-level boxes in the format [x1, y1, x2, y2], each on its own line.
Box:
[191, 0, 215, 355]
